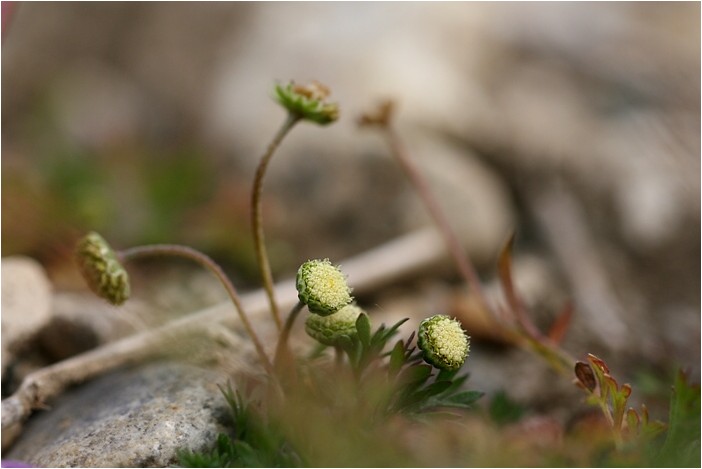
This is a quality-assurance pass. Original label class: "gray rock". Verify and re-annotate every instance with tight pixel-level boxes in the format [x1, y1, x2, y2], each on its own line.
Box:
[6, 362, 232, 467]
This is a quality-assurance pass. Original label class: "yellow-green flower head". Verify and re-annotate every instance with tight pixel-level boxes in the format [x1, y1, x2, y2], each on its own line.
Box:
[75, 231, 130, 306]
[417, 315, 470, 371]
[296, 259, 353, 316]
[274, 80, 339, 125]
[305, 303, 364, 347]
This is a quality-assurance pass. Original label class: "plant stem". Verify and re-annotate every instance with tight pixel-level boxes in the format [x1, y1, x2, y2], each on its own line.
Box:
[334, 346, 344, 368]
[251, 113, 301, 331]
[383, 127, 491, 313]
[119, 244, 274, 375]
[273, 301, 305, 367]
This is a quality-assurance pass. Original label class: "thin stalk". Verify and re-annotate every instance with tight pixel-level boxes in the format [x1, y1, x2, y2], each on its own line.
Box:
[383, 127, 491, 313]
[251, 113, 301, 331]
[273, 301, 305, 367]
[119, 244, 274, 375]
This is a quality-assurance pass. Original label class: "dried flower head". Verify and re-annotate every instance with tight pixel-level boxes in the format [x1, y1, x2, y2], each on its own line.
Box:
[75, 231, 130, 305]
[296, 259, 353, 316]
[274, 80, 339, 125]
[417, 314, 470, 371]
[357, 99, 395, 128]
[305, 303, 364, 346]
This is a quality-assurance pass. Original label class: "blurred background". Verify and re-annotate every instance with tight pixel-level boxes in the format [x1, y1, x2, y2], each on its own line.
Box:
[2, 2, 699, 417]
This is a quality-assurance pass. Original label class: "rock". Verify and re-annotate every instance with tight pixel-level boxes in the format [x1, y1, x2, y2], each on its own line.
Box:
[5, 362, 232, 468]
[1, 257, 53, 374]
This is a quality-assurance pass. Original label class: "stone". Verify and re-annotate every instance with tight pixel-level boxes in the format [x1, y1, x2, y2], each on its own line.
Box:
[5, 361, 233, 468]
[1, 257, 53, 374]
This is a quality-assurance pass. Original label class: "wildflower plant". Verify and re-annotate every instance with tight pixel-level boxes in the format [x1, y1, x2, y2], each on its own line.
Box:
[251, 81, 340, 332]
[53, 80, 698, 467]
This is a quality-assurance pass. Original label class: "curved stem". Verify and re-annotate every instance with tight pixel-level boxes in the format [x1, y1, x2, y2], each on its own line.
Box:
[118, 244, 274, 375]
[251, 113, 301, 331]
[273, 301, 305, 366]
[383, 127, 492, 314]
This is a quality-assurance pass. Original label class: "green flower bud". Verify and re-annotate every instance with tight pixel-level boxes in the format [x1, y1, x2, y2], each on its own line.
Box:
[274, 81, 339, 125]
[417, 315, 470, 371]
[296, 259, 352, 316]
[75, 231, 130, 305]
[305, 303, 364, 347]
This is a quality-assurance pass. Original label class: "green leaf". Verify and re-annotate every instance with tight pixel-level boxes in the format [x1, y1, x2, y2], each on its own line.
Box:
[400, 380, 454, 412]
[356, 313, 372, 348]
[419, 380, 453, 399]
[656, 370, 701, 467]
[442, 373, 469, 396]
[382, 317, 410, 342]
[370, 324, 387, 346]
[389, 340, 406, 374]
[441, 390, 484, 408]
[397, 364, 432, 387]
[436, 368, 459, 382]
[489, 390, 524, 426]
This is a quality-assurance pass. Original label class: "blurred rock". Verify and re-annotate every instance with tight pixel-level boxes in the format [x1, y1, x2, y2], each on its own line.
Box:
[37, 292, 137, 362]
[1, 257, 53, 374]
[5, 361, 231, 467]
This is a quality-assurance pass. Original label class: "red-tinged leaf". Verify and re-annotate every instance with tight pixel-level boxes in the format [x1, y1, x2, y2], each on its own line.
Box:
[575, 361, 597, 392]
[498, 232, 518, 311]
[621, 383, 632, 398]
[641, 404, 649, 424]
[497, 233, 543, 340]
[547, 301, 574, 345]
[604, 374, 618, 391]
[601, 374, 617, 401]
[626, 408, 640, 435]
[587, 353, 610, 374]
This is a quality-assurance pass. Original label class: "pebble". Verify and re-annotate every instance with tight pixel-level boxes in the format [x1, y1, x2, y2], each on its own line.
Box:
[5, 362, 233, 468]
[1, 257, 53, 375]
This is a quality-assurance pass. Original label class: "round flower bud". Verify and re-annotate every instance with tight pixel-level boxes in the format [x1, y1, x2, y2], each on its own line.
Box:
[75, 231, 130, 305]
[305, 304, 364, 347]
[296, 259, 352, 316]
[417, 315, 470, 371]
[274, 81, 339, 125]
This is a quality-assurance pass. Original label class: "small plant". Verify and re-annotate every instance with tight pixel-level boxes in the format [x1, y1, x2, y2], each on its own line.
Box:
[574, 354, 666, 448]
[60, 81, 700, 467]
[66, 82, 481, 467]
[251, 81, 339, 331]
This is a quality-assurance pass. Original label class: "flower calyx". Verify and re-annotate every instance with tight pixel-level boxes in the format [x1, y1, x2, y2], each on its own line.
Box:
[417, 314, 470, 371]
[305, 303, 365, 347]
[274, 80, 339, 125]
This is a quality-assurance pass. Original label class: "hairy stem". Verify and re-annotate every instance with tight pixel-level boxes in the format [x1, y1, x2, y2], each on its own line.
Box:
[274, 301, 305, 367]
[383, 127, 491, 313]
[119, 244, 274, 374]
[251, 113, 301, 331]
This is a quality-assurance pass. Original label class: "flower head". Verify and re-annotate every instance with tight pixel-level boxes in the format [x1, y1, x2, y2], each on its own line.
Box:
[75, 231, 130, 305]
[274, 80, 339, 125]
[305, 303, 364, 346]
[296, 259, 352, 316]
[417, 315, 470, 371]
[357, 99, 395, 128]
